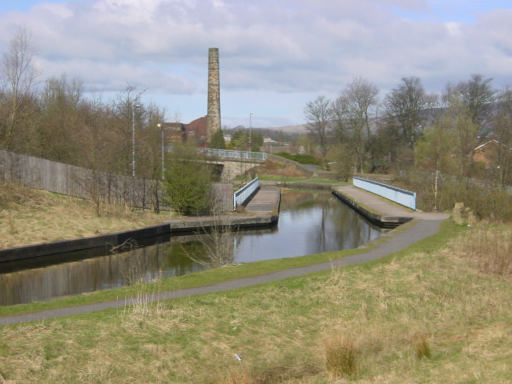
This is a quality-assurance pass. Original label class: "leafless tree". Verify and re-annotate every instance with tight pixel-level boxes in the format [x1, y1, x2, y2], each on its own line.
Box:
[446, 74, 495, 129]
[1, 27, 38, 149]
[304, 95, 331, 163]
[332, 77, 378, 172]
[384, 77, 436, 149]
[493, 88, 512, 186]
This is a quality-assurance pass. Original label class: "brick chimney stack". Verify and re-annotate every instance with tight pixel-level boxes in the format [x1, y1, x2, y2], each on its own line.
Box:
[206, 48, 221, 142]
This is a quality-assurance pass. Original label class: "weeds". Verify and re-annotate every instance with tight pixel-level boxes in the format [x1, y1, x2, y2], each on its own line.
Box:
[412, 333, 432, 360]
[462, 226, 512, 277]
[217, 358, 321, 384]
[184, 212, 236, 268]
[324, 333, 360, 377]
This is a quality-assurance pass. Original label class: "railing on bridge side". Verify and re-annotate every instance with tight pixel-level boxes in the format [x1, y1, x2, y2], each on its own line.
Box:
[353, 176, 416, 210]
[200, 148, 267, 162]
[233, 177, 260, 211]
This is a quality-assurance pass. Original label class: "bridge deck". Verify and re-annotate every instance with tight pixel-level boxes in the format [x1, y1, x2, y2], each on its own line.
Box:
[333, 185, 449, 227]
[245, 186, 281, 214]
[166, 187, 281, 234]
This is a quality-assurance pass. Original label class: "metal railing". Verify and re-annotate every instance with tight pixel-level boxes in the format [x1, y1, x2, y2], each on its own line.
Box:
[353, 176, 416, 210]
[233, 177, 260, 210]
[201, 148, 267, 162]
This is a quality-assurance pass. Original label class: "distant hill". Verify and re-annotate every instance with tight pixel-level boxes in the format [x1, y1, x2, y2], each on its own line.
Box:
[267, 124, 308, 134]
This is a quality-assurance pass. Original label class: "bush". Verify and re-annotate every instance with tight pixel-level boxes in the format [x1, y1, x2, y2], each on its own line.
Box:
[164, 145, 213, 216]
[394, 171, 512, 221]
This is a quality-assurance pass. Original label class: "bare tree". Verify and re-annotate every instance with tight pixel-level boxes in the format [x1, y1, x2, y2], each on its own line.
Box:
[332, 77, 378, 172]
[1, 28, 37, 149]
[304, 96, 331, 164]
[448, 74, 495, 129]
[384, 77, 435, 149]
[444, 90, 479, 179]
[493, 88, 512, 186]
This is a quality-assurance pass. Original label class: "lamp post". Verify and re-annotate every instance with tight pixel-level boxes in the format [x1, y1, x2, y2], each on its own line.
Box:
[131, 103, 140, 177]
[158, 123, 164, 180]
[249, 112, 253, 152]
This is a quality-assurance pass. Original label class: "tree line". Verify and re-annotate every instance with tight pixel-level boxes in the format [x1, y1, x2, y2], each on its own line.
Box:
[0, 28, 166, 184]
[305, 75, 512, 189]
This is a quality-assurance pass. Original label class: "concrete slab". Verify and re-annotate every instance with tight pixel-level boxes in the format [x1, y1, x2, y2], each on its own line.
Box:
[245, 186, 281, 214]
[334, 185, 449, 223]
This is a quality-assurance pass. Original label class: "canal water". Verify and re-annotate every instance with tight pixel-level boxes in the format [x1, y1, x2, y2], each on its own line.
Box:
[0, 189, 381, 305]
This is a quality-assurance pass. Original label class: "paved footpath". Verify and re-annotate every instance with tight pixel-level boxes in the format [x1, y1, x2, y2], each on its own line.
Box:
[0, 187, 449, 326]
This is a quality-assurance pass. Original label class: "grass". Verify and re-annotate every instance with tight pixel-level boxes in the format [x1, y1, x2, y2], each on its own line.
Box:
[3, 220, 512, 383]
[0, 234, 382, 317]
[0, 182, 173, 249]
[259, 175, 343, 184]
[274, 152, 322, 166]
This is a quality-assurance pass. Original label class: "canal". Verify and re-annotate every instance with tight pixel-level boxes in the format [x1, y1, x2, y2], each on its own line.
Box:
[0, 189, 381, 305]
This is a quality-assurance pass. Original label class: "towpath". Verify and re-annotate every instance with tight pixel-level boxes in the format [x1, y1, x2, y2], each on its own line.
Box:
[0, 186, 448, 325]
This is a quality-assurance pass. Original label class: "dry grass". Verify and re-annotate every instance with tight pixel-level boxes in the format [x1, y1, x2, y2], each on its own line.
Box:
[412, 333, 432, 360]
[324, 332, 360, 378]
[0, 182, 172, 249]
[251, 160, 309, 178]
[1, 222, 512, 383]
[460, 224, 512, 277]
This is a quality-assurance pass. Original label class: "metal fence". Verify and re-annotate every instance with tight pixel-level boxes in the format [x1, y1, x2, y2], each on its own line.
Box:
[201, 148, 267, 162]
[233, 177, 260, 210]
[353, 176, 416, 210]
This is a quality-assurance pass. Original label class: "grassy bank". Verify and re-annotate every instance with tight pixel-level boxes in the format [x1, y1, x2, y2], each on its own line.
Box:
[0, 182, 172, 249]
[0, 235, 383, 317]
[3, 221, 507, 384]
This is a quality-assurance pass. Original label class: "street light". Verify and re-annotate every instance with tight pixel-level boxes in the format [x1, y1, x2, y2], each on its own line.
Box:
[132, 103, 141, 177]
[158, 123, 164, 180]
[249, 112, 254, 152]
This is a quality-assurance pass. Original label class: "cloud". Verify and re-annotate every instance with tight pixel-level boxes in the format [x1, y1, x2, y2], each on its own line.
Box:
[0, 0, 511, 124]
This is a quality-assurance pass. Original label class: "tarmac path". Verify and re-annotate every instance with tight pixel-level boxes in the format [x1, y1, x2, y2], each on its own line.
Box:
[0, 187, 449, 326]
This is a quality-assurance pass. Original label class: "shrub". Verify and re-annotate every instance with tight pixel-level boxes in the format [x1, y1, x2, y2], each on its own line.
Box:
[395, 171, 512, 221]
[164, 145, 213, 216]
[324, 334, 359, 377]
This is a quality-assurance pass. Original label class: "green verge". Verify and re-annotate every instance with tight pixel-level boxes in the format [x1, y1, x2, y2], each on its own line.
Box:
[0, 219, 459, 319]
[0, 237, 379, 318]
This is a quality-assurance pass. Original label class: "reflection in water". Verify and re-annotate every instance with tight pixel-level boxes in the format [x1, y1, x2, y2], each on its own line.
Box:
[0, 190, 381, 305]
[233, 191, 380, 262]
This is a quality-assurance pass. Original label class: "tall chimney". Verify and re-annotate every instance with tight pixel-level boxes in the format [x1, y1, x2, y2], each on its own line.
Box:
[206, 48, 221, 142]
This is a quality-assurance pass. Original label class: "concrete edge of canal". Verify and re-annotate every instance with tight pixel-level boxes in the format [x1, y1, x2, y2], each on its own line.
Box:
[331, 189, 412, 229]
[0, 188, 282, 265]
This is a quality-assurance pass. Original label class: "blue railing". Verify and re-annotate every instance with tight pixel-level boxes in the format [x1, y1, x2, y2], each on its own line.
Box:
[353, 176, 416, 210]
[233, 177, 260, 210]
[201, 148, 267, 162]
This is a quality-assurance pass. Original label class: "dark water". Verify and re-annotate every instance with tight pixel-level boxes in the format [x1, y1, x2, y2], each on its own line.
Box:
[0, 190, 381, 305]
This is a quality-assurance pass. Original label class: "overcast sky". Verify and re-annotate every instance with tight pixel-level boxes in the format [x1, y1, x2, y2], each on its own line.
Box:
[0, 0, 511, 128]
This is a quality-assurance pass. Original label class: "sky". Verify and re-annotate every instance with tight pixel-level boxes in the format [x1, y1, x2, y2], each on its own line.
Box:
[0, 0, 511, 128]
